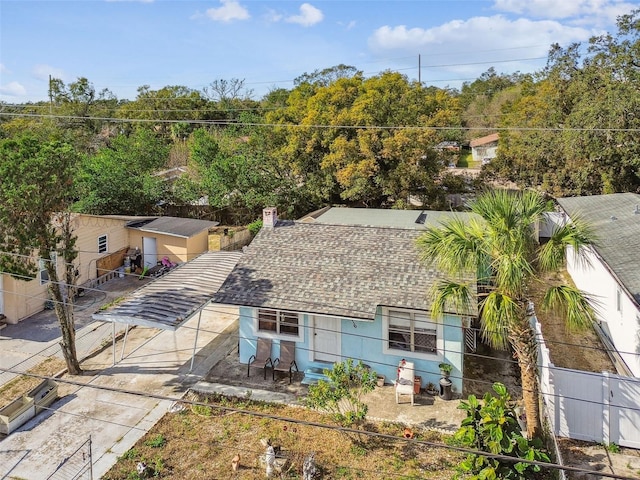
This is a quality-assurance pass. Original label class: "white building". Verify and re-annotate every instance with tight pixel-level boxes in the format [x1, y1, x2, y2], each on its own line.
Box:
[557, 193, 640, 377]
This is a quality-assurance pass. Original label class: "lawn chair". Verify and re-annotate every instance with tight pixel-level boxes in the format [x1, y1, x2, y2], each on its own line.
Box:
[395, 361, 415, 406]
[273, 340, 299, 383]
[247, 337, 273, 380]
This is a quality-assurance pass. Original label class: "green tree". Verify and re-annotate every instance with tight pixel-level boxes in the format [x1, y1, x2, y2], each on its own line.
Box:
[454, 383, 550, 479]
[305, 359, 377, 430]
[416, 189, 596, 439]
[0, 135, 83, 374]
[74, 129, 169, 214]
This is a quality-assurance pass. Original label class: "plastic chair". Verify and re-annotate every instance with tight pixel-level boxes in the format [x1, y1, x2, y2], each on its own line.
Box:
[395, 361, 415, 405]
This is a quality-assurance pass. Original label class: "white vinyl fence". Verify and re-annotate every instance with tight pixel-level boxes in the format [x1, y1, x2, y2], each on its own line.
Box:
[535, 319, 640, 448]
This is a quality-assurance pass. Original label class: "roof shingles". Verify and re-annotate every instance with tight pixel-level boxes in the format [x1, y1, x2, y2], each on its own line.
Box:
[557, 193, 640, 304]
[213, 220, 473, 319]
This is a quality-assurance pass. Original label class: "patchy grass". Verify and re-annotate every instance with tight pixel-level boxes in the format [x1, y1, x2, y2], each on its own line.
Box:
[0, 357, 66, 407]
[103, 392, 462, 479]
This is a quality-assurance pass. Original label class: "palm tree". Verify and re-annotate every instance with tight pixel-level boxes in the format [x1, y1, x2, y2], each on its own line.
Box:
[416, 189, 596, 439]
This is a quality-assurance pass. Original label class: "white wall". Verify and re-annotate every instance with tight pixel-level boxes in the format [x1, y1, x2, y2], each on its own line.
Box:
[566, 245, 640, 377]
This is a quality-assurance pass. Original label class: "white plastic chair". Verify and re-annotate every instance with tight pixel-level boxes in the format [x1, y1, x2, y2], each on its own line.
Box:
[395, 361, 415, 405]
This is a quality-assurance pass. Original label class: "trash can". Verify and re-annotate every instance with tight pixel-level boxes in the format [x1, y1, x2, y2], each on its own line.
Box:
[439, 377, 453, 400]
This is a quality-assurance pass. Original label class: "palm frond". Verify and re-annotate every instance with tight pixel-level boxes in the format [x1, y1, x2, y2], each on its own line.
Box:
[429, 280, 474, 319]
[542, 285, 598, 331]
[538, 216, 597, 273]
[416, 217, 482, 275]
[479, 291, 521, 350]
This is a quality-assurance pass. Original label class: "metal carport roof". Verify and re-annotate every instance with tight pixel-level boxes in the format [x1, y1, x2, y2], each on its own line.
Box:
[92, 250, 243, 369]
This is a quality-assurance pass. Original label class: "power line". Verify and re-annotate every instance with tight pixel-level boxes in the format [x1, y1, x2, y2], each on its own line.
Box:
[1, 367, 637, 480]
[2, 111, 640, 133]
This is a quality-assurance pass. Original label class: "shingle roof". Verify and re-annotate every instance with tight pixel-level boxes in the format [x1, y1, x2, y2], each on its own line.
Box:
[213, 218, 477, 320]
[93, 251, 242, 330]
[557, 193, 640, 304]
[126, 216, 219, 238]
[470, 133, 499, 148]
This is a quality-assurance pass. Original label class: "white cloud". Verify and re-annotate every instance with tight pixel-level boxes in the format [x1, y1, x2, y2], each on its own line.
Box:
[0, 81, 27, 97]
[32, 64, 66, 81]
[264, 8, 283, 23]
[285, 3, 323, 27]
[369, 15, 591, 53]
[205, 0, 250, 23]
[492, 0, 637, 22]
[338, 20, 357, 31]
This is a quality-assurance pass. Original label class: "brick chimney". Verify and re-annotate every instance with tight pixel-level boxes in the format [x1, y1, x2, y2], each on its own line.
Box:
[263, 207, 278, 228]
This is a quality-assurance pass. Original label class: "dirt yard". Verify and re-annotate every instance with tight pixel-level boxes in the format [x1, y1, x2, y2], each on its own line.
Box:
[529, 270, 615, 373]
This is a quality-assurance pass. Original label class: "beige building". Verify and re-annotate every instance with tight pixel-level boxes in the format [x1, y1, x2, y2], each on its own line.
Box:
[0, 214, 218, 324]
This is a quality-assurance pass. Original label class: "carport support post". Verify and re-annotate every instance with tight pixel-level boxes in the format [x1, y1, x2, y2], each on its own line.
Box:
[120, 324, 129, 361]
[112, 322, 116, 366]
[190, 308, 204, 372]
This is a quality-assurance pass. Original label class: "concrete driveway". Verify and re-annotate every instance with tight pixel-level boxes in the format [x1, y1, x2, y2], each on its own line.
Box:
[0, 276, 239, 479]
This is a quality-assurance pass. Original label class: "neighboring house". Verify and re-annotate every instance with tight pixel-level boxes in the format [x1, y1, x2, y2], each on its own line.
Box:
[555, 193, 640, 377]
[434, 141, 461, 153]
[213, 207, 478, 393]
[470, 133, 499, 163]
[0, 214, 218, 324]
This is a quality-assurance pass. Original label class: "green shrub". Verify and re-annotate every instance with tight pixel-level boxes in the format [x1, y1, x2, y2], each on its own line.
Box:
[454, 382, 550, 479]
[247, 218, 263, 236]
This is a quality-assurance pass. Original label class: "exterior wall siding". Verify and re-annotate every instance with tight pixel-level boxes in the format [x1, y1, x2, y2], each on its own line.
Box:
[567, 246, 640, 377]
[127, 230, 188, 265]
[73, 215, 130, 284]
[238, 306, 464, 393]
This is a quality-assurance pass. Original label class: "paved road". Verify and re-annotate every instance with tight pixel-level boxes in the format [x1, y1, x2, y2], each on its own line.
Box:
[0, 276, 239, 479]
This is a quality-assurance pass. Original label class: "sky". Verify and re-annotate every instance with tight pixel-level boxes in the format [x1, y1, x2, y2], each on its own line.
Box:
[1, 0, 639, 103]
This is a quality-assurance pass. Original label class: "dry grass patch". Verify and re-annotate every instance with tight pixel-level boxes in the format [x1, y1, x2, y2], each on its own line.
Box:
[103, 392, 462, 480]
[0, 357, 66, 407]
[529, 270, 615, 373]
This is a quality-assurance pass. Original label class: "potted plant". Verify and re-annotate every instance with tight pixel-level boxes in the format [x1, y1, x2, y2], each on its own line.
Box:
[425, 382, 438, 396]
[439, 362, 453, 378]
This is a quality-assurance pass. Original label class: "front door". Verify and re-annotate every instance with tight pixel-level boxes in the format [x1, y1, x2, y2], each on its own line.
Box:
[313, 315, 341, 363]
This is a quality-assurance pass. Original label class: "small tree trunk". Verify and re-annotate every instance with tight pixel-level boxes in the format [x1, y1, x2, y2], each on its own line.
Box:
[48, 268, 82, 375]
[510, 321, 542, 439]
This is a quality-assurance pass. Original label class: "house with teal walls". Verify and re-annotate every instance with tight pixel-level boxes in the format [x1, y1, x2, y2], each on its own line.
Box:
[213, 207, 478, 394]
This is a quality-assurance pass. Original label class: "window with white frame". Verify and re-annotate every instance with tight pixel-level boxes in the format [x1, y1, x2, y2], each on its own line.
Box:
[387, 309, 438, 355]
[39, 253, 57, 285]
[257, 308, 299, 336]
[98, 234, 108, 254]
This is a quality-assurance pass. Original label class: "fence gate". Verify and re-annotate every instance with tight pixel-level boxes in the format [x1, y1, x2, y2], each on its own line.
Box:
[46, 436, 93, 480]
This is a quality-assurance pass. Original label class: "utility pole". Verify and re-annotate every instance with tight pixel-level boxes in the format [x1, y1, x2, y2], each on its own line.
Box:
[418, 54, 421, 86]
[48, 74, 53, 114]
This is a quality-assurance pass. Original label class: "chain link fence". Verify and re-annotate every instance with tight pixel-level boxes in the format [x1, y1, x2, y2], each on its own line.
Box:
[46, 436, 93, 480]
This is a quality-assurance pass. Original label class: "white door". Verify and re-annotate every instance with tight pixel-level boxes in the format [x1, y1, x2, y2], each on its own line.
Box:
[142, 237, 158, 268]
[313, 316, 341, 362]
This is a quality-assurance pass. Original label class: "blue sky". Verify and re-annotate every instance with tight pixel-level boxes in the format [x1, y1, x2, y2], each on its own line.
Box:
[1, 0, 639, 103]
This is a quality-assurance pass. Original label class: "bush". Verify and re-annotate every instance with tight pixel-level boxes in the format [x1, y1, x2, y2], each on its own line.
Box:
[247, 218, 263, 236]
[305, 359, 377, 428]
[454, 382, 550, 479]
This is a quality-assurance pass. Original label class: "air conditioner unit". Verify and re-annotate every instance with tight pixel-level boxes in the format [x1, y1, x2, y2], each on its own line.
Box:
[461, 316, 472, 329]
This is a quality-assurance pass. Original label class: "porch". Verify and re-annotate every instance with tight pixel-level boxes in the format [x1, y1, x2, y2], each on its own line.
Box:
[200, 345, 466, 432]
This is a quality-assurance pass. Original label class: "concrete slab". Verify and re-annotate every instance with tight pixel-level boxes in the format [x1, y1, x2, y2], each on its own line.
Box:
[0, 304, 239, 479]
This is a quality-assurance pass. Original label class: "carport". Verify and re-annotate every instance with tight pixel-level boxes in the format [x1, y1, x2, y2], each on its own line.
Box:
[92, 250, 243, 370]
